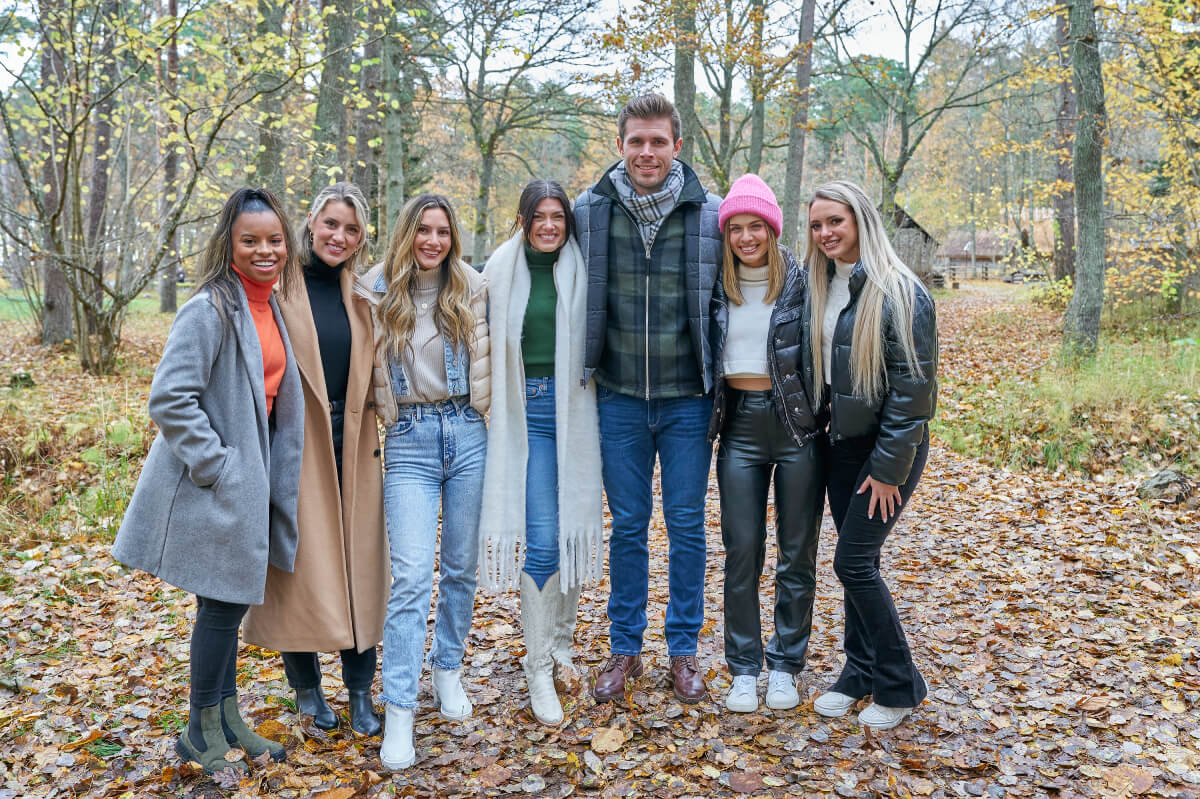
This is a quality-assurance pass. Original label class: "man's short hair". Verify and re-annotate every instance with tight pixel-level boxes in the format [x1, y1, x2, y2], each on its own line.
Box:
[618, 93, 681, 142]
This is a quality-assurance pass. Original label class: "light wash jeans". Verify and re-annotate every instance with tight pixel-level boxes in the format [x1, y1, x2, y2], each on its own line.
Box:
[381, 397, 486, 708]
[523, 377, 558, 587]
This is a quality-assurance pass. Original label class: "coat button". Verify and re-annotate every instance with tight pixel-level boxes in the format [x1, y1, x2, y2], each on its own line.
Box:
[373, 449, 380, 457]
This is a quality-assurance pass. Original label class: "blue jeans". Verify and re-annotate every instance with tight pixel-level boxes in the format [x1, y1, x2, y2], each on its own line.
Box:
[381, 398, 486, 708]
[524, 377, 558, 588]
[597, 387, 713, 656]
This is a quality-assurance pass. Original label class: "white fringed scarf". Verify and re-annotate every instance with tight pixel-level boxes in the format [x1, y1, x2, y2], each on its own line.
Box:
[478, 232, 604, 592]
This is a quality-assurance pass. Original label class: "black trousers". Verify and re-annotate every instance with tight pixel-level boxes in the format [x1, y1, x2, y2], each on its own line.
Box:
[191, 595, 250, 707]
[717, 389, 826, 676]
[281, 647, 377, 692]
[827, 429, 929, 707]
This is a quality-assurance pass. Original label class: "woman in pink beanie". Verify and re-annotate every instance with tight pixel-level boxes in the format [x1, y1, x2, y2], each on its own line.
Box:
[709, 174, 826, 714]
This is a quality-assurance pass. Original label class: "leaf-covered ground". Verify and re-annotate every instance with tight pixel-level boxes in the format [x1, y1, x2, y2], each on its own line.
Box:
[2, 284, 1198, 798]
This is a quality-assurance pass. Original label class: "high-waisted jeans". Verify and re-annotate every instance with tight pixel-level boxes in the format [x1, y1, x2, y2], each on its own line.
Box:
[380, 397, 486, 708]
[523, 377, 558, 587]
[827, 428, 929, 708]
[716, 389, 825, 676]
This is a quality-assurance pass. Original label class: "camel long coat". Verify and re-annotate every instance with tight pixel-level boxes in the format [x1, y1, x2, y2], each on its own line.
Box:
[243, 265, 389, 653]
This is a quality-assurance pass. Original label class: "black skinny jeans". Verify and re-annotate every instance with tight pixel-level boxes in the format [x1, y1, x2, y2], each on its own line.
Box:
[191, 595, 249, 707]
[717, 389, 825, 676]
[827, 428, 929, 708]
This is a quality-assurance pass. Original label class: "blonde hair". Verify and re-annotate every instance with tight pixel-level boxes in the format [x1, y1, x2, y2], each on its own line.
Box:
[376, 193, 477, 360]
[804, 180, 925, 404]
[303, 182, 372, 274]
[721, 220, 784, 306]
[193, 187, 299, 322]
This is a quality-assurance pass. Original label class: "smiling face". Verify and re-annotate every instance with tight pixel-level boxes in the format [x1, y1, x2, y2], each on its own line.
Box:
[231, 210, 287, 284]
[808, 197, 861, 264]
[726, 213, 771, 268]
[616, 116, 682, 195]
[308, 199, 362, 268]
[521, 197, 568, 253]
[414, 207, 452, 271]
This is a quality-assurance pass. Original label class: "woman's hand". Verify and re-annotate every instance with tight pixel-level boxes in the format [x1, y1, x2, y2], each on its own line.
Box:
[857, 476, 902, 522]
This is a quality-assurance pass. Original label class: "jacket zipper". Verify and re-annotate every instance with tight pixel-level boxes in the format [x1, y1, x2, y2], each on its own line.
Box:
[644, 245, 651, 401]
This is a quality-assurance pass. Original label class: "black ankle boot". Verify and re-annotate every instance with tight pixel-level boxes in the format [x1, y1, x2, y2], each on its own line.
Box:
[347, 689, 382, 736]
[295, 687, 338, 730]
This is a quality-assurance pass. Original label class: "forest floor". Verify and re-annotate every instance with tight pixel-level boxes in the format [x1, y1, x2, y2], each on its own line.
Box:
[1, 282, 1199, 798]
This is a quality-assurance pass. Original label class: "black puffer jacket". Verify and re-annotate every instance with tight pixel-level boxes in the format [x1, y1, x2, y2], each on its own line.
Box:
[708, 245, 825, 445]
[828, 262, 938, 485]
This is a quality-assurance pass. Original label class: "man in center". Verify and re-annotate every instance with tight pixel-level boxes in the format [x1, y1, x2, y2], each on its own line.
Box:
[574, 93, 722, 703]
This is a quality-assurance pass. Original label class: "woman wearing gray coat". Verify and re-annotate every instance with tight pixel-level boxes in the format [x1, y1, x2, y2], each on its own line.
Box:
[113, 188, 305, 775]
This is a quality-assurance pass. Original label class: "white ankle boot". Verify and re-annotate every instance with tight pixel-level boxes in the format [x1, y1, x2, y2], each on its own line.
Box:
[380, 706, 414, 770]
[431, 667, 472, 721]
[521, 572, 564, 725]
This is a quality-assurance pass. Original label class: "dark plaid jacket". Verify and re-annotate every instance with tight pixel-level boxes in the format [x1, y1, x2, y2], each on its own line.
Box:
[574, 160, 722, 399]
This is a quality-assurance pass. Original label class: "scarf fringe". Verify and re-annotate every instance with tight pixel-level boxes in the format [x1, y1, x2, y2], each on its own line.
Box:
[479, 536, 526, 593]
[558, 523, 605, 591]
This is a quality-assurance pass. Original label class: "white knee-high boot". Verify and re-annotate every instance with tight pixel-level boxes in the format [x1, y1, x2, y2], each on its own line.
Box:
[521, 571, 564, 725]
[552, 578, 582, 676]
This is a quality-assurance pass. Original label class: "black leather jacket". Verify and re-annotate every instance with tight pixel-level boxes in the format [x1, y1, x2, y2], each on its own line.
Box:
[828, 262, 938, 485]
[708, 245, 825, 445]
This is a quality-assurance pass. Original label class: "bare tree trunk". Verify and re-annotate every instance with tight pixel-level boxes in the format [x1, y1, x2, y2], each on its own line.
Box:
[380, 0, 413, 242]
[254, 0, 286, 193]
[353, 0, 384, 234]
[471, 146, 495, 265]
[310, 0, 354, 195]
[86, 0, 118, 330]
[40, 0, 73, 345]
[780, 0, 815, 248]
[673, 0, 697, 163]
[1063, 0, 1106, 356]
[746, 0, 765, 173]
[1053, 10, 1077, 282]
[159, 0, 179, 313]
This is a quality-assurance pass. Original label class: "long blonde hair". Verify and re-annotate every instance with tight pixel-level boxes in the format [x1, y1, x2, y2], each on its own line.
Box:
[721, 220, 785, 306]
[804, 181, 925, 404]
[303, 182, 372, 274]
[376, 193, 477, 360]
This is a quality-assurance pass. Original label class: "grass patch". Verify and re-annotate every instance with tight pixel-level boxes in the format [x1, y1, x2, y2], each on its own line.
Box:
[935, 306, 1200, 475]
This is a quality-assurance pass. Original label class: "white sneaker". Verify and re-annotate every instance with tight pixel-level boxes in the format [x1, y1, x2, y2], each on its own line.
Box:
[858, 702, 913, 730]
[431, 668, 473, 721]
[380, 706, 414, 769]
[813, 690, 858, 717]
[765, 670, 799, 710]
[724, 675, 759, 713]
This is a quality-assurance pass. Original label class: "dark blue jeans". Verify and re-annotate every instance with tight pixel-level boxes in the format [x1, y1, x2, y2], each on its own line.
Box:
[523, 377, 559, 587]
[827, 429, 929, 708]
[597, 387, 713, 656]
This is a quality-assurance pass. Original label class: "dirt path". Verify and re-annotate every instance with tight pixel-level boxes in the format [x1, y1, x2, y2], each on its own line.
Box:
[3, 285, 1198, 798]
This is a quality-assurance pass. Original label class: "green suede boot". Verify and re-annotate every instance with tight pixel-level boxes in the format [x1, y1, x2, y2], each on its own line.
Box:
[175, 703, 247, 775]
[221, 696, 286, 762]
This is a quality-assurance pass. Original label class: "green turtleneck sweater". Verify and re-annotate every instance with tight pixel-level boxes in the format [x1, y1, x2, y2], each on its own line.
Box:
[523, 242, 559, 378]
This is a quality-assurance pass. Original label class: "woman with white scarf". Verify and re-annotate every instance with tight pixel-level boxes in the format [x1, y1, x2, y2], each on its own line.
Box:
[479, 180, 604, 726]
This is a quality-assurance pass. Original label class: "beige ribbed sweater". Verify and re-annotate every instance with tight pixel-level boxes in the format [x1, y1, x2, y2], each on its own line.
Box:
[398, 267, 450, 403]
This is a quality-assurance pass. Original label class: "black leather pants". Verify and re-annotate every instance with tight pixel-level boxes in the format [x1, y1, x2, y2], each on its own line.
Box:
[717, 389, 825, 676]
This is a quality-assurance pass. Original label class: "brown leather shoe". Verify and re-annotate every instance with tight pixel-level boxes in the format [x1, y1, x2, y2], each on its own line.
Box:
[591, 655, 643, 702]
[668, 656, 707, 703]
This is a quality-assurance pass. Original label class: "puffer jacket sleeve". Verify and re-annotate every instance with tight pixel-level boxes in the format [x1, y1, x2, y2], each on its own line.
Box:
[868, 284, 938, 485]
[468, 272, 491, 415]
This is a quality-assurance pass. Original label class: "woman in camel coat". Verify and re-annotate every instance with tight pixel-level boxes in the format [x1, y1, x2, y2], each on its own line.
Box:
[243, 183, 389, 735]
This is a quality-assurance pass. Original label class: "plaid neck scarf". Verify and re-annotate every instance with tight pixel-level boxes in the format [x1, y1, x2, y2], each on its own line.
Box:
[612, 160, 685, 255]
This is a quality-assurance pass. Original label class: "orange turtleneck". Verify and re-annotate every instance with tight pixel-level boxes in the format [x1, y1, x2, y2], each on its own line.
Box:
[231, 266, 286, 415]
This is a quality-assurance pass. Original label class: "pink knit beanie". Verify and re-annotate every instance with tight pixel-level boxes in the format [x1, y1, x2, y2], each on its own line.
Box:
[719, 174, 783, 237]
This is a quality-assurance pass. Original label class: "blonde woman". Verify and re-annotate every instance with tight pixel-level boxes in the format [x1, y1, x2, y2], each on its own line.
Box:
[361, 194, 489, 769]
[243, 182, 388, 737]
[804, 180, 937, 730]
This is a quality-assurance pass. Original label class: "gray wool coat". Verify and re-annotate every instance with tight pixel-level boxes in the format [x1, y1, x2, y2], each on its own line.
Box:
[112, 285, 305, 606]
